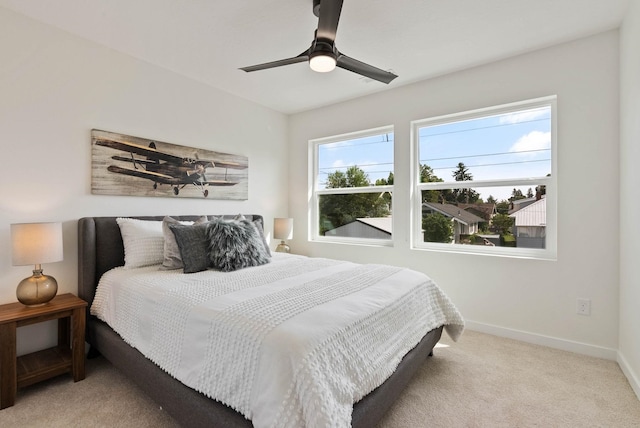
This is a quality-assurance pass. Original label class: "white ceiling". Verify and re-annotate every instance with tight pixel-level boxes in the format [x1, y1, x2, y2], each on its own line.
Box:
[0, 0, 630, 114]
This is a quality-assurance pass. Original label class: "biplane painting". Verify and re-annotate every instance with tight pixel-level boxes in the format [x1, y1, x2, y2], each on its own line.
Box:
[91, 129, 248, 200]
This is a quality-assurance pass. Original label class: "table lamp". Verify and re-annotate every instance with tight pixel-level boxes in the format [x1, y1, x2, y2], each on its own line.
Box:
[273, 218, 293, 253]
[11, 222, 63, 306]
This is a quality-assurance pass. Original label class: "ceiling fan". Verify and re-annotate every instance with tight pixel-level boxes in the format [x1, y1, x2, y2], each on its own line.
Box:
[239, 0, 398, 84]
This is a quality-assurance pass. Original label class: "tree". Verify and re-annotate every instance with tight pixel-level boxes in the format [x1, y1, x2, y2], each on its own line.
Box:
[325, 170, 347, 188]
[496, 200, 510, 215]
[375, 172, 393, 208]
[491, 213, 514, 235]
[451, 162, 480, 204]
[487, 195, 497, 204]
[452, 162, 473, 181]
[420, 164, 441, 183]
[509, 188, 525, 201]
[327, 166, 369, 188]
[527, 188, 534, 198]
[419, 164, 449, 203]
[375, 172, 394, 186]
[320, 166, 390, 235]
[422, 213, 453, 243]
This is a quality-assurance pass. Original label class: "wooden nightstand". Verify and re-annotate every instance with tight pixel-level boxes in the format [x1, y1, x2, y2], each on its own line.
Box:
[0, 293, 87, 409]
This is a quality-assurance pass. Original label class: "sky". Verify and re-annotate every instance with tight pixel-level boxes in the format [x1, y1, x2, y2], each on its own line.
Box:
[317, 105, 551, 202]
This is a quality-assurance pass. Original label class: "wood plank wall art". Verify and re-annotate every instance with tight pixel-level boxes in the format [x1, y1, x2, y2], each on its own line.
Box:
[91, 129, 248, 200]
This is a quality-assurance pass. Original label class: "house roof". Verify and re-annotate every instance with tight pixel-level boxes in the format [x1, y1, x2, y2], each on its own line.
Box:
[356, 217, 393, 234]
[509, 197, 546, 226]
[422, 203, 485, 225]
[457, 203, 496, 221]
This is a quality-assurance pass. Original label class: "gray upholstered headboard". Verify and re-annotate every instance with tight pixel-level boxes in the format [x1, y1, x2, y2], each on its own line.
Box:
[77, 215, 264, 309]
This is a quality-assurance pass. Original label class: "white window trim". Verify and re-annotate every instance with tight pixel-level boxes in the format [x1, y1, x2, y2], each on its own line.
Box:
[410, 96, 558, 260]
[309, 125, 394, 247]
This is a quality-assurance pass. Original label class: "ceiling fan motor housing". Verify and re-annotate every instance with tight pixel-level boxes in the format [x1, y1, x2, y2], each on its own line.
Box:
[313, 0, 321, 17]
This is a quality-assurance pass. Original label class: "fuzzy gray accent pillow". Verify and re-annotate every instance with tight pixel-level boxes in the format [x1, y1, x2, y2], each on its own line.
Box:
[169, 222, 211, 273]
[161, 216, 208, 270]
[233, 214, 272, 257]
[207, 218, 270, 272]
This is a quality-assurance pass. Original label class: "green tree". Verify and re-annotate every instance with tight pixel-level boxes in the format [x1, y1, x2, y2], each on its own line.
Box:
[375, 172, 394, 186]
[451, 162, 479, 204]
[487, 195, 497, 204]
[491, 213, 514, 235]
[327, 166, 369, 188]
[452, 162, 473, 181]
[419, 164, 449, 203]
[375, 172, 393, 208]
[496, 200, 510, 215]
[420, 164, 441, 183]
[510, 188, 525, 201]
[422, 212, 453, 243]
[319, 166, 390, 235]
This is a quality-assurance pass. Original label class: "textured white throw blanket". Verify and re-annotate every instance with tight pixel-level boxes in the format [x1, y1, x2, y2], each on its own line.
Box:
[91, 254, 464, 428]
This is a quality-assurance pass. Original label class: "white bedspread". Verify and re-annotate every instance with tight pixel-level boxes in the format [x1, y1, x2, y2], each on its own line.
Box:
[91, 253, 464, 428]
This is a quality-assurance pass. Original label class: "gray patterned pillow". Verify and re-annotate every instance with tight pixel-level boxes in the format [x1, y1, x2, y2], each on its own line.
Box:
[169, 222, 211, 273]
[161, 216, 208, 270]
[207, 218, 270, 272]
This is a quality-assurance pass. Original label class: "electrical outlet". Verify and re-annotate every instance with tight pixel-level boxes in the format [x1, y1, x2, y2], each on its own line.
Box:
[577, 298, 591, 316]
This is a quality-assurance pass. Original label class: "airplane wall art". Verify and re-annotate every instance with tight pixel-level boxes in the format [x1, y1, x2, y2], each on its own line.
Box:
[91, 129, 248, 200]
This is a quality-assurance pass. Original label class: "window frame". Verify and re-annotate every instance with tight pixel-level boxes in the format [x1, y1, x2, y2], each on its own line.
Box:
[410, 96, 557, 260]
[309, 125, 395, 247]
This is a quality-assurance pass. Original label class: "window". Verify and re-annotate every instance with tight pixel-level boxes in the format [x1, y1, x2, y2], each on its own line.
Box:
[412, 96, 556, 259]
[310, 126, 394, 244]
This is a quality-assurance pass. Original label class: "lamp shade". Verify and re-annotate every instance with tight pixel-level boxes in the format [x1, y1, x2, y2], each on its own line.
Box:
[273, 218, 293, 240]
[11, 222, 64, 266]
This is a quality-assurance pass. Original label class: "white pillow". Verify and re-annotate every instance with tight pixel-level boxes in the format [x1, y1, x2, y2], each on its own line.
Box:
[116, 218, 164, 269]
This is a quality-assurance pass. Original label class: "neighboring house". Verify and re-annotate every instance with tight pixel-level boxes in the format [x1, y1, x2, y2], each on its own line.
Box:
[324, 217, 392, 239]
[422, 203, 485, 243]
[509, 197, 546, 248]
[509, 196, 539, 214]
[457, 202, 497, 223]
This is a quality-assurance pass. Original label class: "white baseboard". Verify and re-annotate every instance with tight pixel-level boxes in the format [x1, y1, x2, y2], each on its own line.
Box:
[464, 320, 618, 360]
[617, 351, 640, 401]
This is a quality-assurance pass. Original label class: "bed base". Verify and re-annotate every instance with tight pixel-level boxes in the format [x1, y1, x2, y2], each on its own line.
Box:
[78, 216, 443, 427]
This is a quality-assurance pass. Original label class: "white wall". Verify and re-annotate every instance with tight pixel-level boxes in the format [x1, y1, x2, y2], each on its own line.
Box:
[619, 1, 640, 398]
[0, 8, 289, 354]
[290, 31, 620, 358]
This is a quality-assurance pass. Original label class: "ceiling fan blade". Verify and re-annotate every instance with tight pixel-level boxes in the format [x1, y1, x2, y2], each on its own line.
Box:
[316, 0, 343, 41]
[336, 53, 398, 84]
[240, 51, 309, 72]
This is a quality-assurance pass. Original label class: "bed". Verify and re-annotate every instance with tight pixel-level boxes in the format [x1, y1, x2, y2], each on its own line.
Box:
[78, 215, 463, 428]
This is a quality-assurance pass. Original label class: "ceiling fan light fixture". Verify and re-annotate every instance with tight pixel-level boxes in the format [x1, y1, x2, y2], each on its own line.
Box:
[309, 52, 336, 73]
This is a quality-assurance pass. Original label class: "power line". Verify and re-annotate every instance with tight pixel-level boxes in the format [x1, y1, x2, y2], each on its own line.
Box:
[318, 157, 549, 174]
[321, 136, 394, 149]
[318, 161, 394, 171]
[430, 158, 550, 171]
[420, 115, 549, 138]
[422, 148, 550, 162]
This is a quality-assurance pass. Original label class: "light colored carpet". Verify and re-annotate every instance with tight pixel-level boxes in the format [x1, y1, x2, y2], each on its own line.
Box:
[1, 330, 638, 427]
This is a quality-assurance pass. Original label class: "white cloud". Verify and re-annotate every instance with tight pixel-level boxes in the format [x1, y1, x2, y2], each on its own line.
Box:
[331, 159, 348, 168]
[499, 108, 548, 124]
[509, 131, 551, 156]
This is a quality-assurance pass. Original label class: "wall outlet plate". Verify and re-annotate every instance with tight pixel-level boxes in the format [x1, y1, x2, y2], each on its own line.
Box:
[577, 298, 591, 316]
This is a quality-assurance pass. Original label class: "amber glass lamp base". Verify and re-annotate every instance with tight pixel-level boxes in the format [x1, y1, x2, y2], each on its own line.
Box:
[275, 241, 290, 253]
[16, 269, 58, 306]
